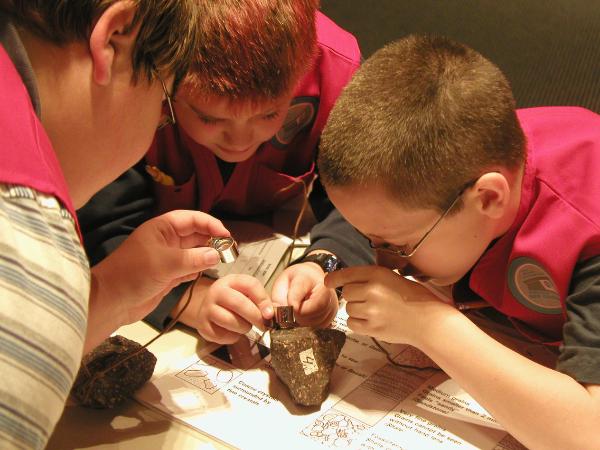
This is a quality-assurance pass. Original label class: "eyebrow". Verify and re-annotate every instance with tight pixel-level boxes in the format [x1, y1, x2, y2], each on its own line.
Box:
[353, 226, 413, 246]
[187, 101, 287, 121]
[188, 104, 221, 120]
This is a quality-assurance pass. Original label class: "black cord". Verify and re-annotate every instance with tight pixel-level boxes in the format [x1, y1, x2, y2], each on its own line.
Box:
[370, 337, 442, 372]
[81, 272, 202, 402]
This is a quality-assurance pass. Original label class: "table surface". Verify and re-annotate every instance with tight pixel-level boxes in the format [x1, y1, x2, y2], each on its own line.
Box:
[47, 320, 235, 450]
[47, 217, 311, 450]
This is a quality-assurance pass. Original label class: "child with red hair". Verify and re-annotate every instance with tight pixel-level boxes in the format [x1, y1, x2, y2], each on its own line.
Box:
[80, 0, 371, 343]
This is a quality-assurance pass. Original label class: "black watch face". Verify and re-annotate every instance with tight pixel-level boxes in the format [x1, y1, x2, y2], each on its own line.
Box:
[301, 253, 344, 272]
[322, 255, 341, 272]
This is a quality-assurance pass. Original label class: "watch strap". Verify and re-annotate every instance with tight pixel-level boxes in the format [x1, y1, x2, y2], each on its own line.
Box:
[290, 252, 345, 272]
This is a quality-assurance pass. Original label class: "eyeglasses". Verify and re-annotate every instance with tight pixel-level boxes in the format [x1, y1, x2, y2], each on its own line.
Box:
[365, 182, 473, 258]
[153, 66, 176, 129]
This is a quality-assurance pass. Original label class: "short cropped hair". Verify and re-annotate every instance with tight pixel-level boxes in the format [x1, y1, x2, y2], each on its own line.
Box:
[0, 0, 199, 83]
[318, 34, 525, 211]
[182, 0, 320, 102]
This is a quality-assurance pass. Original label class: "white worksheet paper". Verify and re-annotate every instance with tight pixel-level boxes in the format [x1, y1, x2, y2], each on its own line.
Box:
[136, 305, 539, 450]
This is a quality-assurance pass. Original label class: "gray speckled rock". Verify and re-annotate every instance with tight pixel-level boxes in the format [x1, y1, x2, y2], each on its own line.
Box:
[270, 327, 346, 406]
[71, 335, 156, 408]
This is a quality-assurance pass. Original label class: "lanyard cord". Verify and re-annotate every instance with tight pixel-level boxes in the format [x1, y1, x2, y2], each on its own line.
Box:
[80, 272, 201, 402]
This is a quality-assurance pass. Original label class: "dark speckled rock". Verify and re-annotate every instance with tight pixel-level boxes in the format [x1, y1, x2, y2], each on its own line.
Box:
[71, 335, 156, 408]
[270, 327, 346, 406]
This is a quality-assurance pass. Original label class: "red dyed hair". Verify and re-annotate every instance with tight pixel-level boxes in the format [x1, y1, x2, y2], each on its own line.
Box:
[182, 0, 320, 102]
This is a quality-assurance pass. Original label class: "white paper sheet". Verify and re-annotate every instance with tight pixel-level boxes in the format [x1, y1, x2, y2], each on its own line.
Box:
[203, 220, 294, 285]
[136, 306, 531, 450]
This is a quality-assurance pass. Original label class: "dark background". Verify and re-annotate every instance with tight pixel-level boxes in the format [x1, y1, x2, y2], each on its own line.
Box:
[321, 0, 600, 113]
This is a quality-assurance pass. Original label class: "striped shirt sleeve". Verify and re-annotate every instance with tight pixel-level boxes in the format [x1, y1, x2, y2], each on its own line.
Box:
[0, 184, 90, 449]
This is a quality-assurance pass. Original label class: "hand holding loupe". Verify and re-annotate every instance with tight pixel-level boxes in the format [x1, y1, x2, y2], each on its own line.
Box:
[208, 236, 239, 263]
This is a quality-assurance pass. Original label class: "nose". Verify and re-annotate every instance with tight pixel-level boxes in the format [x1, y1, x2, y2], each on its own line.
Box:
[223, 123, 253, 149]
[376, 250, 409, 271]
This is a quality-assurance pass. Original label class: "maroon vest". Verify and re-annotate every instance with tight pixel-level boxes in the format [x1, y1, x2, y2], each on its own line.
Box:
[145, 12, 361, 216]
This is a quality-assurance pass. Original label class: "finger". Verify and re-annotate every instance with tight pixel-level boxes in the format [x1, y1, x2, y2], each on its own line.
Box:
[345, 300, 370, 320]
[270, 273, 291, 307]
[164, 210, 230, 240]
[178, 233, 215, 249]
[209, 302, 254, 336]
[315, 299, 340, 329]
[175, 246, 222, 276]
[295, 298, 337, 329]
[340, 282, 370, 303]
[324, 266, 376, 290]
[287, 276, 314, 311]
[226, 276, 273, 319]
[346, 316, 370, 336]
[176, 273, 201, 284]
[211, 285, 269, 330]
[296, 287, 332, 317]
[199, 321, 244, 345]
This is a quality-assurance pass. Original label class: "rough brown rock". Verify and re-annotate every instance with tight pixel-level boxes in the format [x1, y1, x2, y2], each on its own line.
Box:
[71, 335, 156, 408]
[270, 327, 346, 406]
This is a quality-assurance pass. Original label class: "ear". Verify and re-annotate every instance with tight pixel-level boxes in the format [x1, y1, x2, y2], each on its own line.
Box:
[469, 172, 511, 219]
[89, 1, 138, 86]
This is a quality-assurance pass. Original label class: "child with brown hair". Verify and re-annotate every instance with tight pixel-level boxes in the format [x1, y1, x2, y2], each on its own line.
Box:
[316, 34, 600, 449]
[79, 0, 372, 344]
[0, 0, 228, 447]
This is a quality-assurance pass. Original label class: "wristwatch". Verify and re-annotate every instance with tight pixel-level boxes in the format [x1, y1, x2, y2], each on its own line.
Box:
[293, 253, 345, 299]
[291, 252, 345, 272]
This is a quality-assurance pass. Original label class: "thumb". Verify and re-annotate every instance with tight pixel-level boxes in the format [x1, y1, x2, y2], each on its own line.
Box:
[166, 246, 221, 280]
[270, 274, 291, 306]
[228, 275, 274, 322]
[254, 295, 275, 322]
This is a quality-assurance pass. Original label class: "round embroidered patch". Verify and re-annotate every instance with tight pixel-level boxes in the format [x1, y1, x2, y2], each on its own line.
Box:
[272, 97, 318, 148]
[507, 257, 562, 314]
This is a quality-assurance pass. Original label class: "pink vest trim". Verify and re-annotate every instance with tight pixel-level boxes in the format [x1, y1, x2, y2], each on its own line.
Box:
[0, 45, 78, 231]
